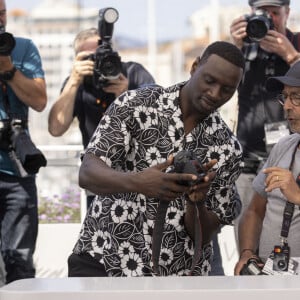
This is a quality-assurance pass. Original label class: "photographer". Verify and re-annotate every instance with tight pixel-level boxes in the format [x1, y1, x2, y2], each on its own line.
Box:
[48, 23, 155, 207]
[230, 0, 300, 242]
[234, 61, 300, 275]
[0, 0, 47, 284]
[67, 41, 245, 277]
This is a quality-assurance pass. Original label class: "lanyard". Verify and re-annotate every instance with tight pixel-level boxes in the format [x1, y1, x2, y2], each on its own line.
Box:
[280, 140, 300, 240]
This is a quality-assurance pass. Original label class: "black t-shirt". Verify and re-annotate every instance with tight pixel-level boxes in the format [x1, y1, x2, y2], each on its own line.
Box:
[70, 61, 155, 148]
[237, 29, 300, 159]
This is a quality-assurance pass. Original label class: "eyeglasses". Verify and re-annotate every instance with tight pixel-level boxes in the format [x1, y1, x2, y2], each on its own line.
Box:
[277, 92, 300, 106]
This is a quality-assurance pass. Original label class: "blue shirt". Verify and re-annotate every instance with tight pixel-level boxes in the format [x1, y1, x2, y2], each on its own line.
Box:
[0, 36, 45, 175]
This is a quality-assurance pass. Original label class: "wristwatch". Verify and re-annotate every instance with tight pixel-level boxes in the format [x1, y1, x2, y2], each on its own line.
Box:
[0, 66, 17, 82]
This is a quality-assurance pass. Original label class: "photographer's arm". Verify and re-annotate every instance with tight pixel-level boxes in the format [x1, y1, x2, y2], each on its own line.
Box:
[48, 51, 94, 136]
[79, 153, 198, 201]
[234, 192, 266, 275]
[0, 56, 46, 112]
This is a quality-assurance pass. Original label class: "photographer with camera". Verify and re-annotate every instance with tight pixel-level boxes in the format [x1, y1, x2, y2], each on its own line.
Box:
[48, 8, 155, 208]
[230, 0, 300, 242]
[234, 61, 300, 276]
[67, 41, 245, 277]
[0, 0, 47, 284]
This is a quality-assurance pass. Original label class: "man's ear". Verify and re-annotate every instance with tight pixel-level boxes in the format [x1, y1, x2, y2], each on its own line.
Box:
[190, 56, 201, 75]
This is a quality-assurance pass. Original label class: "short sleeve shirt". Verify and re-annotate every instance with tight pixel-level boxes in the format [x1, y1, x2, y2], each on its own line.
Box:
[73, 82, 243, 276]
[0, 37, 45, 175]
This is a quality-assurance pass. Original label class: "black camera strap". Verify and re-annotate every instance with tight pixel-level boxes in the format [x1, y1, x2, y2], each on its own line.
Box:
[1, 82, 11, 117]
[152, 197, 203, 276]
[279, 141, 300, 241]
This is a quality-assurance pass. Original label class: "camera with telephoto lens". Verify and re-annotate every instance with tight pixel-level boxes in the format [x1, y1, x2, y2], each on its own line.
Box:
[240, 256, 265, 275]
[171, 150, 206, 186]
[273, 243, 290, 272]
[84, 7, 122, 90]
[0, 119, 47, 177]
[0, 25, 16, 55]
[244, 9, 274, 42]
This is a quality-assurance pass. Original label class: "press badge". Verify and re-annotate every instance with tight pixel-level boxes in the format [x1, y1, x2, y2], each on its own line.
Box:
[264, 121, 289, 153]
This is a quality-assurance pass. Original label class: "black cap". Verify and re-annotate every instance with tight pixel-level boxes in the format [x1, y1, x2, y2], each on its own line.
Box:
[248, 0, 290, 7]
[266, 61, 300, 91]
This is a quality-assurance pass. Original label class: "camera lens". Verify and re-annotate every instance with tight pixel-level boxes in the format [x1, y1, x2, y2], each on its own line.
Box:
[100, 54, 122, 79]
[246, 18, 269, 41]
[277, 259, 288, 270]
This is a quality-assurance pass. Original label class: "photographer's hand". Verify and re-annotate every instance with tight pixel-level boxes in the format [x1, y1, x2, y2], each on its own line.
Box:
[102, 73, 129, 97]
[263, 167, 300, 205]
[260, 30, 300, 65]
[70, 51, 94, 85]
[0, 55, 13, 72]
[230, 16, 247, 49]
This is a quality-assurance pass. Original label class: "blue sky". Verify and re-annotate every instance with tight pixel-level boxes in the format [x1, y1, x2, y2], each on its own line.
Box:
[6, 0, 300, 42]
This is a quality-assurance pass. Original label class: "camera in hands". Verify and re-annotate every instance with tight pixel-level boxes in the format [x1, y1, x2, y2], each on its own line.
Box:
[245, 9, 274, 42]
[171, 150, 206, 186]
[0, 25, 16, 55]
[0, 119, 47, 177]
[85, 7, 122, 90]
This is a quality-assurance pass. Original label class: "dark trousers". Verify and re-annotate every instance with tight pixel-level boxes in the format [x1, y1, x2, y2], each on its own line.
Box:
[68, 253, 107, 277]
[0, 172, 38, 283]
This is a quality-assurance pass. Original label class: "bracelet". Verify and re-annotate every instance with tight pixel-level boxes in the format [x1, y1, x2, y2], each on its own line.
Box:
[239, 248, 255, 258]
[287, 53, 300, 66]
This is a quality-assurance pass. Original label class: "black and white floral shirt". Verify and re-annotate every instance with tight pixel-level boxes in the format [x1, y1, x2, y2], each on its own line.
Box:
[73, 82, 243, 276]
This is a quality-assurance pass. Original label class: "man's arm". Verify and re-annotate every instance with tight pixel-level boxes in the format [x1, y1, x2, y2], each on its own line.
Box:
[79, 152, 203, 201]
[0, 56, 47, 112]
[234, 192, 267, 275]
[48, 51, 94, 136]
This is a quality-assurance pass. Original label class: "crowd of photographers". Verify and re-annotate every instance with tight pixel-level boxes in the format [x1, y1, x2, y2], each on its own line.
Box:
[1, 0, 300, 284]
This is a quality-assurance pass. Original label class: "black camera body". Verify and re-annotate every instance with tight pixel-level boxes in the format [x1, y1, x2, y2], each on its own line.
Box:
[86, 7, 122, 90]
[0, 119, 46, 177]
[171, 150, 206, 186]
[245, 9, 274, 42]
[0, 25, 16, 56]
[273, 244, 290, 272]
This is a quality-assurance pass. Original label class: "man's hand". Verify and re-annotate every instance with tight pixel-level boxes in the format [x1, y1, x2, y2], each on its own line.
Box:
[187, 159, 218, 203]
[102, 73, 129, 97]
[230, 16, 248, 49]
[264, 166, 300, 204]
[0, 55, 14, 72]
[260, 30, 299, 64]
[136, 156, 201, 201]
[69, 51, 94, 86]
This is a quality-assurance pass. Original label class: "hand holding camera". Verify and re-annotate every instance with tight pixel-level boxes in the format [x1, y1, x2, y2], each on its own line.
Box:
[84, 7, 122, 91]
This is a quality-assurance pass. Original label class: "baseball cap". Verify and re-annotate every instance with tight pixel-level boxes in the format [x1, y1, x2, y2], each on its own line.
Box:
[248, 0, 290, 7]
[266, 61, 300, 91]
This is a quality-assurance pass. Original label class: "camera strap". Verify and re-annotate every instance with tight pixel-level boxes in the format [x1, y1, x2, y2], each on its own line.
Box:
[279, 140, 300, 241]
[152, 198, 203, 276]
[1, 82, 11, 118]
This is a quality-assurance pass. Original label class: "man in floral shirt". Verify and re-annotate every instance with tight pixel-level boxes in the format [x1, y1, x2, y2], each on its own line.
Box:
[68, 41, 245, 276]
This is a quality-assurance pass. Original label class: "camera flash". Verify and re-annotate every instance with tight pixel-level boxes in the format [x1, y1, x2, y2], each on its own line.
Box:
[103, 8, 119, 24]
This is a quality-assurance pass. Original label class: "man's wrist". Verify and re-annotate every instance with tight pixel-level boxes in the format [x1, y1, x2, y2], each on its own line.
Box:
[0, 66, 17, 82]
[287, 53, 300, 66]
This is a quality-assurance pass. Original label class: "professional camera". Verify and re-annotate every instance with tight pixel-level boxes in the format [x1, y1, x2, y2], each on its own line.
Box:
[0, 25, 16, 55]
[273, 244, 290, 272]
[85, 7, 122, 90]
[240, 256, 265, 275]
[171, 150, 206, 186]
[245, 9, 274, 42]
[0, 119, 47, 177]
